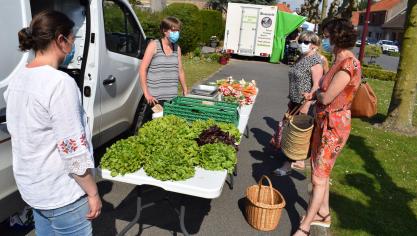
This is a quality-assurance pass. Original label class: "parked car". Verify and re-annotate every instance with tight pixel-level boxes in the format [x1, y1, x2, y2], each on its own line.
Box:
[377, 40, 399, 53]
[367, 38, 378, 45]
[0, 0, 148, 223]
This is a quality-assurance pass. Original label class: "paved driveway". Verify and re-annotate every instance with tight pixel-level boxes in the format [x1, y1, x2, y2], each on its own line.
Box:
[11, 59, 309, 236]
[352, 47, 399, 71]
[92, 60, 308, 236]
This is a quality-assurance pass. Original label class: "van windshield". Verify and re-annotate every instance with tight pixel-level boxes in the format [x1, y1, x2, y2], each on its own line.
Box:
[382, 41, 394, 45]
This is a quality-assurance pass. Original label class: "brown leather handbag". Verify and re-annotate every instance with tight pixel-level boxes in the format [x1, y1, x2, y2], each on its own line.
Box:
[351, 81, 377, 118]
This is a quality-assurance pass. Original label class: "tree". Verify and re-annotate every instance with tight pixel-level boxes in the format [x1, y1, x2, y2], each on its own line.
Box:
[326, 0, 358, 19]
[321, 0, 328, 20]
[383, 0, 417, 133]
[298, 0, 321, 24]
[206, 0, 228, 13]
[327, 0, 340, 19]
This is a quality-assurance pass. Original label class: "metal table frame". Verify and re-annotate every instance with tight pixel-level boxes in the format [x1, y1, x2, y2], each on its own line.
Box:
[117, 186, 191, 236]
[100, 168, 230, 236]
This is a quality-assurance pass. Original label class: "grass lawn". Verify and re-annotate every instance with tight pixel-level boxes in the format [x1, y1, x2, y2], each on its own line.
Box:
[330, 79, 417, 235]
[182, 57, 223, 90]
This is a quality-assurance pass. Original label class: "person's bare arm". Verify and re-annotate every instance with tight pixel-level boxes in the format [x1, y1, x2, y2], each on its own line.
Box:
[72, 170, 101, 220]
[320, 55, 329, 74]
[139, 40, 157, 105]
[177, 46, 187, 96]
[300, 64, 323, 113]
[317, 70, 351, 105]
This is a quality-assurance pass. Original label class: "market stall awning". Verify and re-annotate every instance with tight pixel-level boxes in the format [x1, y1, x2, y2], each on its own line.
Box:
[270, 11, 305, 63]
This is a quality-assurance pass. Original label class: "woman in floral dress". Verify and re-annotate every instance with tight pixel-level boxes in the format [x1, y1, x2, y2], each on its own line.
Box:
[294, 19, 361, 236]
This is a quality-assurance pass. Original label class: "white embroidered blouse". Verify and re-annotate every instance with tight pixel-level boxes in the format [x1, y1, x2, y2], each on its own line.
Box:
[4, 65, 94, 210]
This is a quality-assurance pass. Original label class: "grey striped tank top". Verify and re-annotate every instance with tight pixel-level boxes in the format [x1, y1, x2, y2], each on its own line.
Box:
[147, 39, 179, 101]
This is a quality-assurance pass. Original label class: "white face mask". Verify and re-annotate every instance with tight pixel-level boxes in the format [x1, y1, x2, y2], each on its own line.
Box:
[298, 43, 311, 54]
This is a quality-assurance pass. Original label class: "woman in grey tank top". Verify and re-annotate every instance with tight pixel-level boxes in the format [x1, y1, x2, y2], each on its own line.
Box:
[139, 17, 188, 117]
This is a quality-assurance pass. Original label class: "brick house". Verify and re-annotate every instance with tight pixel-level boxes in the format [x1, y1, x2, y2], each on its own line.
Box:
[356, 0, 407, 42]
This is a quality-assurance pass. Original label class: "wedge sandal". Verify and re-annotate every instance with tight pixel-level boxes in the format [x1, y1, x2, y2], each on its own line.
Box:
[311, 212, 331, 228]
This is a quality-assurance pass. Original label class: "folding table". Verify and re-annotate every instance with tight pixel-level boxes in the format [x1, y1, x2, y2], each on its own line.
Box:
[99, 167, 228, 236]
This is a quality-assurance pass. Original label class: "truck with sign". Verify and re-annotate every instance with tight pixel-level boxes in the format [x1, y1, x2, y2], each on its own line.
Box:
[223, 2, 277, 57]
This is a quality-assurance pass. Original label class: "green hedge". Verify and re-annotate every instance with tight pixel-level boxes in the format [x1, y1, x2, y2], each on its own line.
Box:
[199, 10, 225, 45]
[362, 66, 397, 81]
[163, 3, 203, 53]
[103, 5, 125, 33]
[134, 9, 162, 39]
[388, 51, 400, 57]
[134, 5, 225, 53]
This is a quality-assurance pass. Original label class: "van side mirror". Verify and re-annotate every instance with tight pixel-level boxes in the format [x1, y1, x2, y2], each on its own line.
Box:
[138, 38, 153, 59]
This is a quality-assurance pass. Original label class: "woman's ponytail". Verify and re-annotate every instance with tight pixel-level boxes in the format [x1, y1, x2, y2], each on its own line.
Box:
[18, 27, 34, 51]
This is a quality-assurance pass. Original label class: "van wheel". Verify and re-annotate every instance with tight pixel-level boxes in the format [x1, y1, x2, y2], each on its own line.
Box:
[129, 96, 147, 136]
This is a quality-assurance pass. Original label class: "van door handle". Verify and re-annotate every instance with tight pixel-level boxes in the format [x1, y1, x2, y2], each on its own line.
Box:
[103, 75, 116, 86]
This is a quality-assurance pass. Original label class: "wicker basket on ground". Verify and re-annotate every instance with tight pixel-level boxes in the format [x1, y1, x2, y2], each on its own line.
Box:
[245, 175, 286, 231]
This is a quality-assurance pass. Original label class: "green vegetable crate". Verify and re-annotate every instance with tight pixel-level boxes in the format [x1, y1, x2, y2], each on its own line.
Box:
[164, 96, 239, 126]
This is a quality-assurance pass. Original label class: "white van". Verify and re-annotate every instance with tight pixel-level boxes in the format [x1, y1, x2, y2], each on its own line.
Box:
[0, 0, 148, 222]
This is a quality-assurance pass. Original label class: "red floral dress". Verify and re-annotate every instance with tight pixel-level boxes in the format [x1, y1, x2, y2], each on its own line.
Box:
[310, 57, 361, 178]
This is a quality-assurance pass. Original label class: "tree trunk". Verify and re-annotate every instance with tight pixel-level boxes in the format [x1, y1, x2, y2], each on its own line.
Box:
[383, 0, 417, 133]
[321, 0, 328, 20]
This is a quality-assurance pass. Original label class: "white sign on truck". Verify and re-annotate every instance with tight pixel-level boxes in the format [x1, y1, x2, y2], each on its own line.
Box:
[223, 2, 277, 57]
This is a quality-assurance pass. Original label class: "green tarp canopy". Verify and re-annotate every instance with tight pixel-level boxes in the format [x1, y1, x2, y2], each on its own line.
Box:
[270, 11, 305, 63]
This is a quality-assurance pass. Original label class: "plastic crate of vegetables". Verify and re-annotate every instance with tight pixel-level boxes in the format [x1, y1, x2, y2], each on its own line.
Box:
[164, 96, 239, 126]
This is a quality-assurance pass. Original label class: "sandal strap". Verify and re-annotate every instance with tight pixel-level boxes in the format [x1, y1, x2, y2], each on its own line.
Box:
[317, 212, 331, 221]
[298, 227, 310, 236]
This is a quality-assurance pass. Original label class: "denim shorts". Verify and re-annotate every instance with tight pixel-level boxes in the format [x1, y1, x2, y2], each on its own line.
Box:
[32, 195, 92, 236]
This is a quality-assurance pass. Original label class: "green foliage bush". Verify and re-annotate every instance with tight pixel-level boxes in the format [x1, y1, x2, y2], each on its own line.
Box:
[362, 63, 383, 69]
[365, 45, 382, 58]
[388, 51, 401, 57]
[362, 67, 397, 81]
[206, 53, 221, 62]
[134, 9, 162, 39]
[365, 45, 382, 64]
[163, 3, 203, 53]
[103, 5, 125, 32]
[320, 50, 333, 64]
[133, 5, 225, 53]
[199, 10, 225, 45]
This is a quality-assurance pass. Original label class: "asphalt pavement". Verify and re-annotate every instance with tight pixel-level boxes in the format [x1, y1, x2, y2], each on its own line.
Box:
[92, 59, 308, 236]
[352, 47, 399, 71]
[15, 59, 309, 236]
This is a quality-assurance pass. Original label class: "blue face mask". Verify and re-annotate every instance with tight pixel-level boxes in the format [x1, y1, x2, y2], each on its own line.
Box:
[168, 31, 180, 44]
[61, 40, 75, 67]
[322, 38, 331, 53]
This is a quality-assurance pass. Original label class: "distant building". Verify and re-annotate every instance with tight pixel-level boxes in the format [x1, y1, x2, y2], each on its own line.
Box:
[356, 0, 407, 42]
[277, 2, 292, 13]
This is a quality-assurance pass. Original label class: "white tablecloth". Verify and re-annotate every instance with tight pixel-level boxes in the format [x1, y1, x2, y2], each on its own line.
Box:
[99, 167, 227, 199]
[237, 92, 258, 134]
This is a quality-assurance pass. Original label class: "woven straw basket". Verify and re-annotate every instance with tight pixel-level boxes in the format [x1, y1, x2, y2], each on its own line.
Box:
[245, 175, 286, 231]
[281, 113, 314, 161]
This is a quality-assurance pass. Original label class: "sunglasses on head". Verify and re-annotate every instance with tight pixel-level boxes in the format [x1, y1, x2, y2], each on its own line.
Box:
[298, 40, 311, 45]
